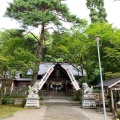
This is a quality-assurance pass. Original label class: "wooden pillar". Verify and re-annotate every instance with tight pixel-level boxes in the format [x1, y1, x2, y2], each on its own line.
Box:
[47, 82, 49, 96]
[110, 89, 115, 115]
[10, 81, 14, 92]
[66, 80, 67, 96]
[99, 88, 101, 111]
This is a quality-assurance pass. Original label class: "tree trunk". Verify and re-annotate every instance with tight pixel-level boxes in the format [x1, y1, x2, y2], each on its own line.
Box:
[30, 24, 45, 86]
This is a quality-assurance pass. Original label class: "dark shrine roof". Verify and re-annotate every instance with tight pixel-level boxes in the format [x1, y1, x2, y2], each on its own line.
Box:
[27, 62, 85, 76]
[94, 77, 120, 88]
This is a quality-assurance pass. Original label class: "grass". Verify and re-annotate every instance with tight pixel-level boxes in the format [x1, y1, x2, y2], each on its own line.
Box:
[0, 105, 25, 119]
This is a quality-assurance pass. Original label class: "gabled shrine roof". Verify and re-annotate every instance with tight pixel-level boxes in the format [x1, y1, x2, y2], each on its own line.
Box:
[27, 62, 85, 76]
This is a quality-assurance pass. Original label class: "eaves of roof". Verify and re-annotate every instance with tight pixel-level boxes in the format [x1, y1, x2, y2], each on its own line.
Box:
[94, 77, 120, 88]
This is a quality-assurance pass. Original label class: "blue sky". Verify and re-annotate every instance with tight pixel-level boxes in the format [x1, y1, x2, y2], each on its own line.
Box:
[0, 0, 120, 31]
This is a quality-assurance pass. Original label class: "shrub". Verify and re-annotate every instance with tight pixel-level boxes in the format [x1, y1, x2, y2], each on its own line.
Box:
[2, 97, 13, 105]
[72, 91, 80, 101]
[0, 89, 2, 105]
[117, 110, 120, 119]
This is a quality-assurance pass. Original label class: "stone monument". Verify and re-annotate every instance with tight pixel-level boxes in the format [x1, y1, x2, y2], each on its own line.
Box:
[82, 82, 96, 108]
[24, 85, 40, 108]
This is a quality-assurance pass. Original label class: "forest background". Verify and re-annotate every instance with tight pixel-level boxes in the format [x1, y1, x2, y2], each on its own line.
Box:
[0, 0, 120, 91]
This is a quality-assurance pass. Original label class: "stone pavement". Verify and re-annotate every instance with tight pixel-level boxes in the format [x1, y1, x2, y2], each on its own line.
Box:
[1, 98, 114, 120]
[43, 105, 89, 120]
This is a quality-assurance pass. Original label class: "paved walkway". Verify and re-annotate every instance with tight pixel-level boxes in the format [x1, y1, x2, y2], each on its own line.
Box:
[1, 99, 114, 120]
[43, 105, 89, 120]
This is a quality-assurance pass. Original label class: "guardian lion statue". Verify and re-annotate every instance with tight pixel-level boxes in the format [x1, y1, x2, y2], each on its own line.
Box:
[82, 82, 93, 94]
[28, 85, 38, 95]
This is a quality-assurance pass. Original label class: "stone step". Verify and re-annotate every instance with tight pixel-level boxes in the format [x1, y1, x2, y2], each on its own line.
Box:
[43, 96, 72, 100]
[40, 99, 80, 106]
[49, 91, 65, 96]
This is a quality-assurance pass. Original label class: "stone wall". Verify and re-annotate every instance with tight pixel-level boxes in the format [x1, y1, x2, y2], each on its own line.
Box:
[14, 98, 25, 106]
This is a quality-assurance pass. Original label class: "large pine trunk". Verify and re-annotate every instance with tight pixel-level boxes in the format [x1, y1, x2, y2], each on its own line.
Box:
[30, 24, 45, 86]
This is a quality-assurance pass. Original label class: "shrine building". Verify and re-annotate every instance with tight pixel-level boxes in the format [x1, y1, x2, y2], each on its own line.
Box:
[13, 62, 85, 96]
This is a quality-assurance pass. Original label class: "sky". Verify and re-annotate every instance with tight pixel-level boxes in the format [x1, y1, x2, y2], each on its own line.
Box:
[0, 0, 120, 32]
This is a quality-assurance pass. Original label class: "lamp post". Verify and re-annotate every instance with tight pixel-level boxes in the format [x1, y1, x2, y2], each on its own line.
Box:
[95, 36, 107, 120]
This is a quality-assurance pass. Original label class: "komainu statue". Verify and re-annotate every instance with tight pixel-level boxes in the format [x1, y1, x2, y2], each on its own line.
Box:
[82, 82, 93, 94]
[28, 85, 38, 94]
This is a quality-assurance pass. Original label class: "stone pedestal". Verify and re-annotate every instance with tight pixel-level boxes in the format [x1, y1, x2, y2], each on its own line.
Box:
[82, 93, 96, 108]
[25, 97, 40, 108]
[24, 85, 40, 108]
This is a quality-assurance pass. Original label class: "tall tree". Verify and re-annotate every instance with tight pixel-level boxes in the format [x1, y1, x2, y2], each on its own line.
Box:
[51, 30, 98, 84]
[86, 22, 120, 80]
[0, 29, 36, 94]
[50, 22, 120, 84]
[5, 0, 84, 85]
[86, 0, 107, 23]
[0, 29, 36, 70]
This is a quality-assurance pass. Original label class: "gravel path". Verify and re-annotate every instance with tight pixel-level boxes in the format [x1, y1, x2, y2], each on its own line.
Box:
[1, 105, 113, 120]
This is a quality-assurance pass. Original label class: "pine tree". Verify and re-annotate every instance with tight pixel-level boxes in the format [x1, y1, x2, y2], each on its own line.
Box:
[86, 0, 107, 23]
[5, 0, 84, 85]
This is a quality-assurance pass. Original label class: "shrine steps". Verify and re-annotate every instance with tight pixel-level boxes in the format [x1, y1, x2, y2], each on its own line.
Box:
[49, 91, 65, 96]
[40, 97, 80, 106]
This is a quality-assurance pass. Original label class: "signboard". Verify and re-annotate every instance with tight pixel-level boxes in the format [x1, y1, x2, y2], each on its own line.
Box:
[37, 67, 54, 90]
[66, 68, 80, 91]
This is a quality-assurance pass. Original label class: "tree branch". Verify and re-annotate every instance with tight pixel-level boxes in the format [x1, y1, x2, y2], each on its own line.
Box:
[23, 28, 39, 41]
[45, 27, 55, 31]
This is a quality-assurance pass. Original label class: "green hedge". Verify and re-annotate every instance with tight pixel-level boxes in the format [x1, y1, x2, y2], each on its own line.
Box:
[2, 97, 13, 105]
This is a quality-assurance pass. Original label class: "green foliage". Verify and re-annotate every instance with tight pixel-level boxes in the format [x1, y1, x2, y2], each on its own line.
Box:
[0, 89, 2, 97]
[0, 89, 2, 105]
[2, 0, 120, 87]
[5, 0, 84, 28]
[72, 91, 81, 101]
[105, 72, 120, 79]
[0, 29, 37, 94]
[48, 31, 70, 62]
[5, 87, 28, 98]
[86, 0, 107, 23]
[2, 97, 13, 105]
[0, 29, 36, 74]
[4, 0, 84, 84]
[117, 110, 120, 119]
[49, 27, 98, 84]
[86, 23, 120, 74]
[49, 22, 120, 85]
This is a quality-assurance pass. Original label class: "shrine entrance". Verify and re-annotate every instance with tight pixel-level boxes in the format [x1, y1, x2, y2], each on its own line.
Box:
[48, 81, 65, 96]
[37, 63, 80, 96]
